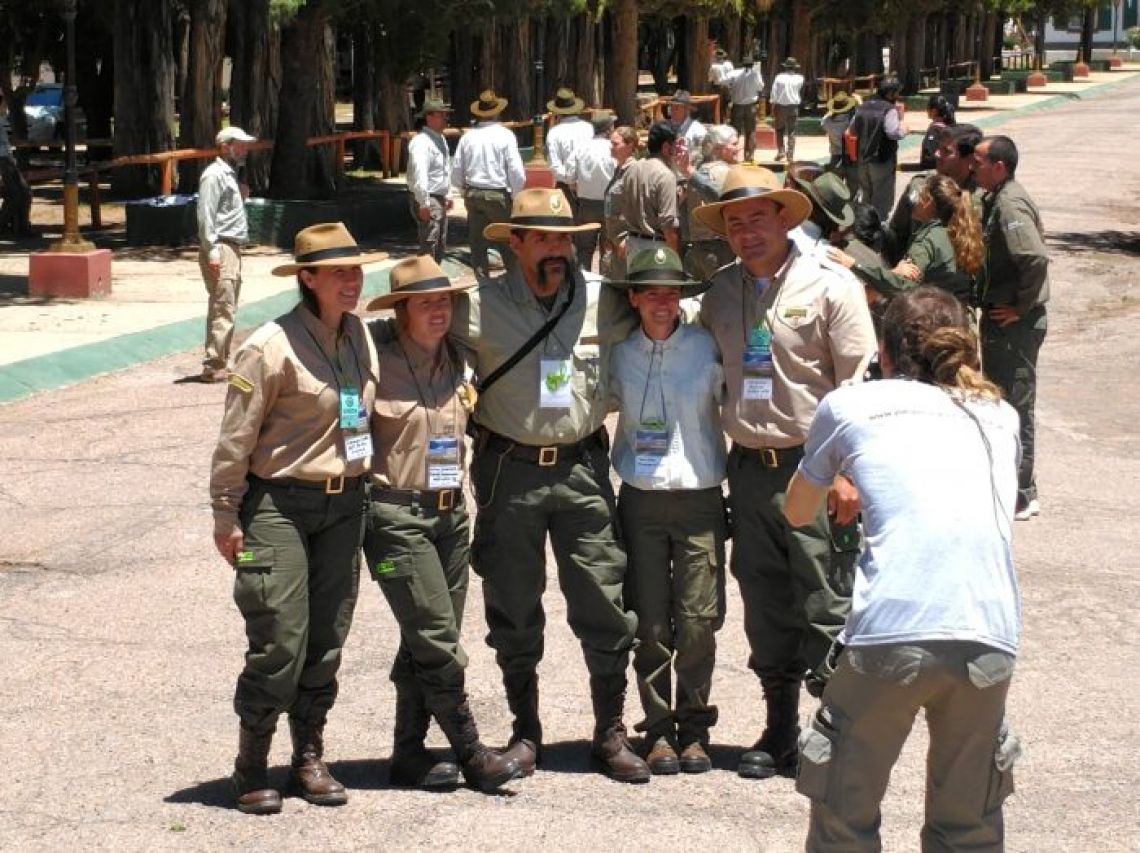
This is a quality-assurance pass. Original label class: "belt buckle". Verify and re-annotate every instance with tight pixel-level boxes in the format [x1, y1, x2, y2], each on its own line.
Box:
[437, 490, 454, 511]
[326, 475, 345, 495]
[761, 448, 779, 468]
[538, 446, 558, 467]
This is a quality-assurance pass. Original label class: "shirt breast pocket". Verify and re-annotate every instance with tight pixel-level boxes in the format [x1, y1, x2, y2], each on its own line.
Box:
[775, 302, 821, 335]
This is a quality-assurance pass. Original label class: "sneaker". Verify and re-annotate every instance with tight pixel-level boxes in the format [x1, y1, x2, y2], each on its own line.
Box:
[1014, 499, 1040, 521]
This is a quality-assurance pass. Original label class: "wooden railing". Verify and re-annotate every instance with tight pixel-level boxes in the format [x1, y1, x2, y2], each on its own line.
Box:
[817, 74, 884, 102]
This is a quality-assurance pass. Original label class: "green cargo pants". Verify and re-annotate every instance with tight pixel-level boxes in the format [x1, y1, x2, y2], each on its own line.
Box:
[362, 497, 470, 704]
[469, 442, 636, 679]
[618, 484, 727, 745]
[233, 477, 365, 734]
[726, 445, 859, 686]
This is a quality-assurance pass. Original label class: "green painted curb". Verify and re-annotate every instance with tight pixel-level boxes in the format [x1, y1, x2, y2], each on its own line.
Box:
[0, 258, 460, 404]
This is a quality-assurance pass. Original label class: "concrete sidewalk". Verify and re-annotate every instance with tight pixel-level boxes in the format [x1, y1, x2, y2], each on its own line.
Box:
[0, 66, 1136, 404]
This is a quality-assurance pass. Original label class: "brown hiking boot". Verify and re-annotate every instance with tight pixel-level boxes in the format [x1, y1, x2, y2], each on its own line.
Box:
[501, 738, 538, 778]
[432, 695, 521, 793]
[289, 720, 348, 806]
[679, 741, 712, 774]
[589, 674, 650, 784]
[502, 671, 542, 775]
[644, 736, 680, 776]
[232, 727, 282, 815]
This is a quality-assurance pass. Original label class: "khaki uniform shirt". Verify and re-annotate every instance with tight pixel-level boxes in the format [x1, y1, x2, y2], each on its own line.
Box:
[620, 155, 679, 238]
[210, 304, 379, 534]
[450, 268, 637, 445]
[699, 248, 877, 449]
[980, 177, 1050, 315]
[370, 320, 469, 489]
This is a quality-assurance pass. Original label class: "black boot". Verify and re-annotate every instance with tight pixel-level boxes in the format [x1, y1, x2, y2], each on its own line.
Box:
[289, 719, 348, 806]
[738, 679, 801, 779]
[232, 726, 283, 815]
[389, 681, 460, 791]
[502, 670, 542, 776]
[431, 694, 521, 793]
[589, 674, 650, 784]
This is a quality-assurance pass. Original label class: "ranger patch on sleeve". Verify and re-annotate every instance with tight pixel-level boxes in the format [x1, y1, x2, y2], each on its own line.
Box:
[228, 373, 255, 393]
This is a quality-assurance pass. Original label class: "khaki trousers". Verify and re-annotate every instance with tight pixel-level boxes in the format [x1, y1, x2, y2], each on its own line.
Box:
[798, 642, 1018, 852]
[198, 242, 242, 371]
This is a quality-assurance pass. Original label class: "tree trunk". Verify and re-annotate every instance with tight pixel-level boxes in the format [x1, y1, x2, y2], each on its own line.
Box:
[450, 27, 476, 126]
[75, 4, 115, 162]
[605, 0, 638, 125]
[572, 15, 598, 106]
[891, 19, 908, 82]
[269, 1, 331, 199]
[904, 14, 927, 93]
[112, 0, 177, 197]
[227, 0, 279, 194]
[1080, 6, 1096, 62]
[979, 9, 998, 79]
[351, 27, 379, 168]
[721, 4, 741, 67]
[309, 20, 337, 195]
[789, 0, 813, 78]
[679, 15, 710, 94]
[178, 0, 229, 193]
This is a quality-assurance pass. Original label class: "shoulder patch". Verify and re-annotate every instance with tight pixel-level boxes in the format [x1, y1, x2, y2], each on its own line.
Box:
[228, 373, 255, 393]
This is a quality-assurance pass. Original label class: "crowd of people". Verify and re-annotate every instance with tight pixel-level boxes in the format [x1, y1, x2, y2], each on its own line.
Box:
[201, 69, 1050, 850]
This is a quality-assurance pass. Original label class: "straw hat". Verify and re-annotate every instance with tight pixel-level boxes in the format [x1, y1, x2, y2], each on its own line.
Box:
[483, 188, 600, 242]
[791, 171, 855, 228]
[470, 89, 508, 119]
[824, 91, 860, 117]
[270, 222, 389, 276]
[606, 246, 710, 296]
[690, 165, 812, 236]
[547, 87, 586, 115]
[366, 255, 474, 310]
[417, 97, 452, 119]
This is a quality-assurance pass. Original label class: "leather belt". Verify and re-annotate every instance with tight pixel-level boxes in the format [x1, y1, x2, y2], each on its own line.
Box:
[466, 186, 510, 195]
[252, 474, 366, 495]
[372, 487, 462, 513]
[627, 231, 664, 242]
[733, 443, 803, 469]
[478, 428, 606, 467]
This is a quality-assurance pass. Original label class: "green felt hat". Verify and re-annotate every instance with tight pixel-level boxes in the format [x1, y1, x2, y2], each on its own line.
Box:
[606, 246, 711, 295]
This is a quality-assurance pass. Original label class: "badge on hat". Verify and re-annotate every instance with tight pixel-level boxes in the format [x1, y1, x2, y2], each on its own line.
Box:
[654, 248, 667, 264]
[550, 194, 563, 213]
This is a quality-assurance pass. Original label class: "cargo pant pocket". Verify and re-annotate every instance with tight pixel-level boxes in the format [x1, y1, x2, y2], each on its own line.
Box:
[796, 706, 846, 804]
[232, 546, 275, 614]
[985, 722, 1021, 813]
[827, 518, 860, 598]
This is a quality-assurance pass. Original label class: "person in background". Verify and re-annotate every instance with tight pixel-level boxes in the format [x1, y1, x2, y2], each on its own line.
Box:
[919, 94, 957, 170]
[769, 57, 805, 163]
[819, 91, 859, 181]
[602, 124, 638, 279]
[679, 124, 742, 281]
[363, 256, 520, 794]
[607, 247, 726, 776]
[788, 286, 1022, 852]
[848, 77, 908, 218]
[569, 111, 617, 271]
[723, 54, 764, 162]
[619, 122, 681, 257]
[667, 90, 708, 168]
[209, 222, 386, 815]
[0, 92, 32, 237]
[406, 98, 454, 262]
[545, 87, 594, 211]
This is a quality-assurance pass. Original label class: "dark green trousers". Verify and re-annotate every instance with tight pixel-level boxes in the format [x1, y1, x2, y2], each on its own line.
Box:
[233, 478, 365, 734]
[726, 446, 858, 686]
[362, 497, 470, 704]
[470, 443, 636, 679]
[982, 304, 1046, 505]
[618, 485, 727, 744]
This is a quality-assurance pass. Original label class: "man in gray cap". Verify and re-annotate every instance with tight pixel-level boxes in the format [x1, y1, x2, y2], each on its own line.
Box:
[196, 125, 255, 383]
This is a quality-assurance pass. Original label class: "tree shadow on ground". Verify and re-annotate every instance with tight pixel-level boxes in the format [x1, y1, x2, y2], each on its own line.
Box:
[1047, 230, 1140, 256]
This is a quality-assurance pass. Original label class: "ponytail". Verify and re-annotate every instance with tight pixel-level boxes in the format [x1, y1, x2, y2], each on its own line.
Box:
[946, 188, 984, 275]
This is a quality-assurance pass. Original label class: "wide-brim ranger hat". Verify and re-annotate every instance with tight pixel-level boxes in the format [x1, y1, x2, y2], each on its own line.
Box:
[470, 89, 508, 118]
[547, 87, 586, 115]
[366, 255, 475, 310]
[824, 91, 859, 117]
[791, 171, 855, 228]
[483, 188, 600, 242]
[782, 57, 801, 70]
[271, 222, 389, 276]
[691, 165, 813, 236]
[606, 246, 710, 296]
[417, 97, 452, 118]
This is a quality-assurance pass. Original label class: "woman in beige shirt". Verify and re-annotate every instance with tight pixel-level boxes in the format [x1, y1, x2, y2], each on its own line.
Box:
[209, 222, 385, 815]
[363, 256, 519, 794]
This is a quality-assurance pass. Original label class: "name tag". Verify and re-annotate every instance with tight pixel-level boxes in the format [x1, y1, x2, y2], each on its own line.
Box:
[426, 434, 461, 488]
[344, 430, 373, 462]
[540, 358, 574, 409]
[634, 423, 669, 479]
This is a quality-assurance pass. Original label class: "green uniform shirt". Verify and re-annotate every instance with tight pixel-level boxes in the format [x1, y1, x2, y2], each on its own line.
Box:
[979, 178, 1050, 315]
[852, 220, 972, 303]
[450, 268, 637, 445]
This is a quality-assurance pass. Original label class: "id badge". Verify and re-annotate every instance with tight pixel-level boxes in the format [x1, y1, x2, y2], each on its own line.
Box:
[634, 423, 669, 478]
[426, 434, 461, 489]
[540, 358, 574, 409]
[344, 429, 373, 461]
[339, 387, 364, 429]
[742, 326, 773, 402]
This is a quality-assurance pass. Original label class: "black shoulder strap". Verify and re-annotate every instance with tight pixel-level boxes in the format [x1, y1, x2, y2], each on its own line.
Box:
[475, 273, 578, 395]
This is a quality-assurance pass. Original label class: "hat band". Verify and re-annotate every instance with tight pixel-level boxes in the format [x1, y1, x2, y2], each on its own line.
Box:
[393, 275, 453, 295]
[555, 95, 576, 108]
[478, 99, 499, 110]
[510, 214, 575, 227]
[295, 245, 363, 264]
[628, 268, 689, 283]
[719, 186, 778, 204]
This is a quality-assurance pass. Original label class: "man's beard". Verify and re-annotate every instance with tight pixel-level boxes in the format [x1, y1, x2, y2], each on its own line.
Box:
[537, 256, 571, 287]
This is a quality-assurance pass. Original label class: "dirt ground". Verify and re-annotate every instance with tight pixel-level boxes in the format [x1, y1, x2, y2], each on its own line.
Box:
[1, 81, 1139, 852]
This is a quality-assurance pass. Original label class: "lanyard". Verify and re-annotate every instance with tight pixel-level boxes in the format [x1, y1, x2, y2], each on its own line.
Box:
[637, 340, 669, 427]
[738, 247, 796, 342]
[397, 336, 459, 438]
[301, 317, 364, 396]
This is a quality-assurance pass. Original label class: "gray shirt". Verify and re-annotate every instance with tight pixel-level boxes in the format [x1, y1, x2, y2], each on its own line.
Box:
[197, 157, 248, 261]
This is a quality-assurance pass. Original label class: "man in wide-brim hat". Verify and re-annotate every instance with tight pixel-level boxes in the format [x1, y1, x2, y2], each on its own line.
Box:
[820, 91, 861, 173]
[448, 186, 651, 784]
[667, 89, 708, 167]
[788, 170, 856, 255]
[451, 88, 526, 278]
[544, 87, 594, 217]
[407, 97, 455, 263]
[695, 165, 877, 781]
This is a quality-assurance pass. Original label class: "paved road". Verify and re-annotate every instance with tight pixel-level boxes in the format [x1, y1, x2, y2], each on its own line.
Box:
[2, 77, 1139, 851]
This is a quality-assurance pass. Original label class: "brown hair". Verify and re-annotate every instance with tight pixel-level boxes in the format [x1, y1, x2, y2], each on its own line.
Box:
[882, 286, 1000, 400]
[612, 125, 638, 147]
[919, 174, 984, 275]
